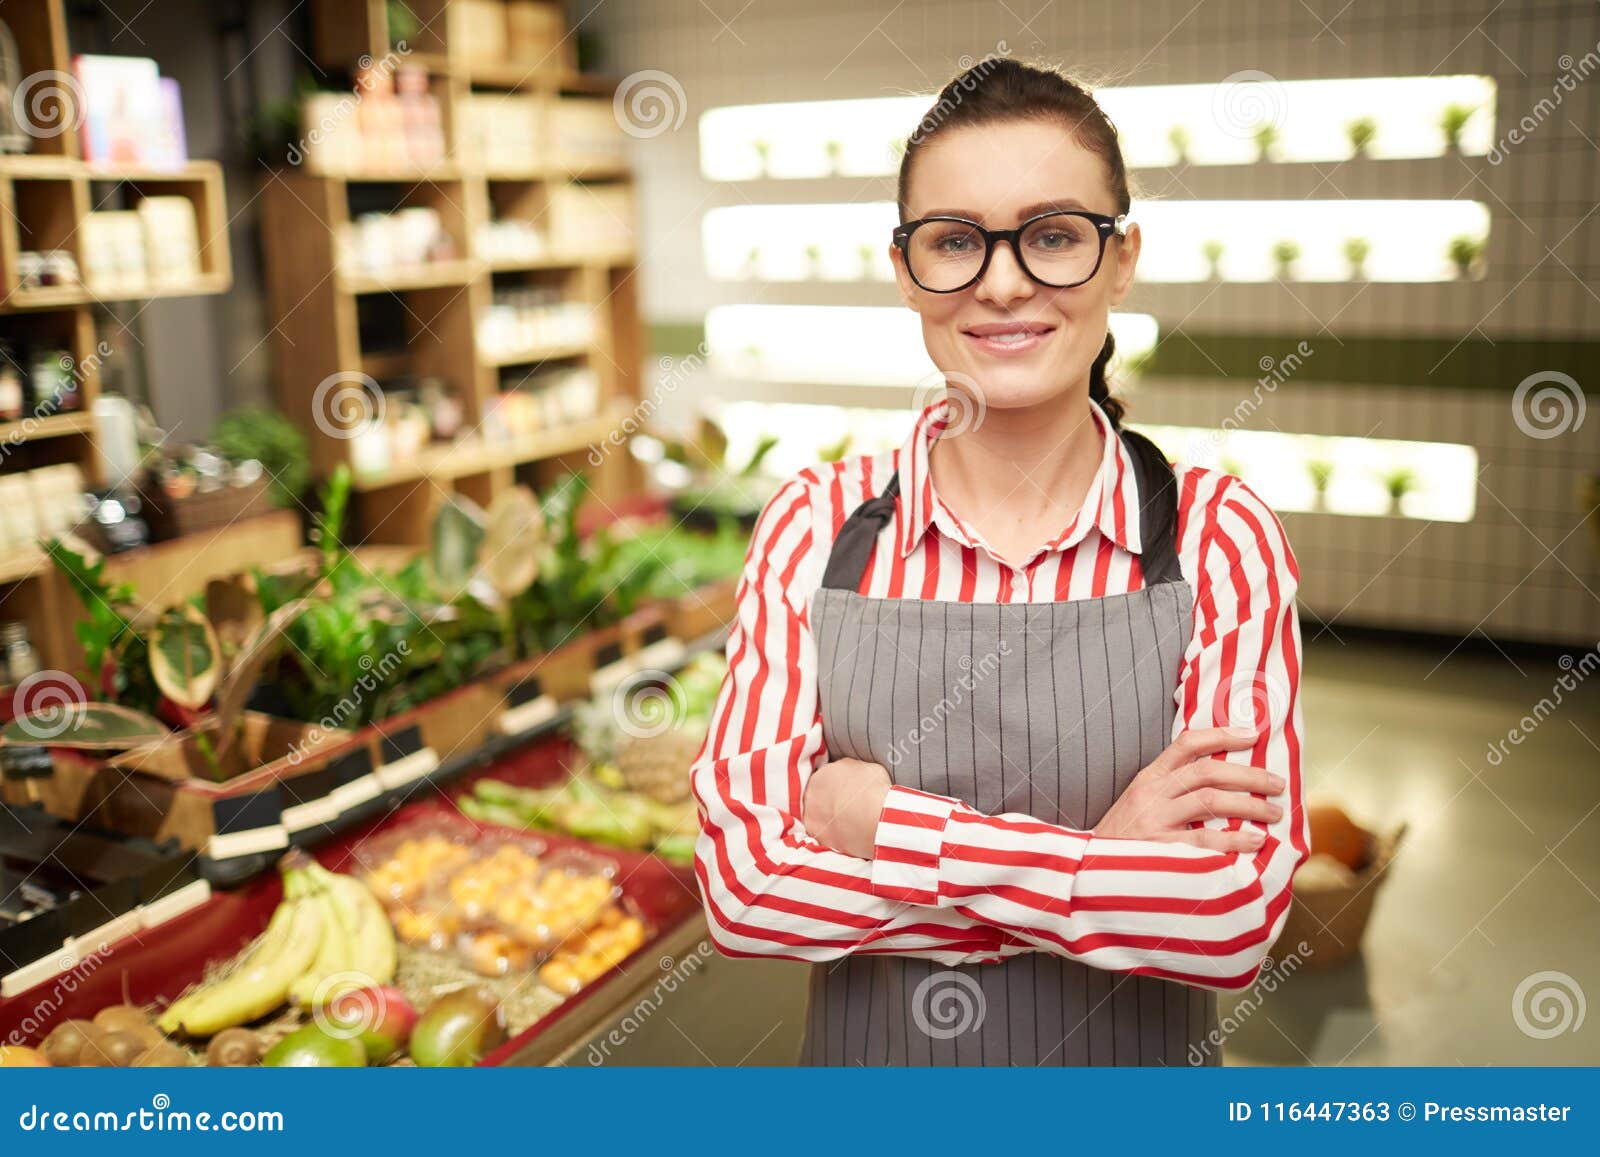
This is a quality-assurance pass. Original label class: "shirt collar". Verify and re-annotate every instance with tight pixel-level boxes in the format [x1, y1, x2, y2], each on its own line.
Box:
[895, 394, 1144, 560]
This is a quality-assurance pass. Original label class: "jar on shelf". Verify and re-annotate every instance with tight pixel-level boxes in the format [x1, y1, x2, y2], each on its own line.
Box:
[1, 621, 39, 683]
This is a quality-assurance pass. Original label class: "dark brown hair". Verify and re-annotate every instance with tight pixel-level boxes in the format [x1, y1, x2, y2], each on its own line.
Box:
[897, 56, 1132, 428]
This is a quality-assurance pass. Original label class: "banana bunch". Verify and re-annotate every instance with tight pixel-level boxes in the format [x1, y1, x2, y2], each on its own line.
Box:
[157, 852, 397, 1038]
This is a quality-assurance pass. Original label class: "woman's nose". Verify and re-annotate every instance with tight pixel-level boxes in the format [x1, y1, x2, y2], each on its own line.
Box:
[974, 238, 1036, 304]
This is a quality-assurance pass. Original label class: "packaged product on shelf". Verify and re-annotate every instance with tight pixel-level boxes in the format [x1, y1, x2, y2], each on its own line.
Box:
[136, 196, 202, 287]
[80, 211, 149, 296]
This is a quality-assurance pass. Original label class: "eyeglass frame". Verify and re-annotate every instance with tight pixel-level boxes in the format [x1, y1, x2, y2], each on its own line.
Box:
[891, 208, 1129, 293]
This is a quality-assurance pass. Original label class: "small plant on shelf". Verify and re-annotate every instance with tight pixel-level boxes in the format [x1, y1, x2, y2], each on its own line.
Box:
[1306, 457, 1335, 512]
[1439, 103, 1477, 154]
[750, 139, 771, 177]
[1447, 235, 1485, 279]
[1167, 124, 1191, 165]
[209, 408, 310, 509]
[1253, 123, 1279, 162]
[741, 245, 762, 279]
[1201, 238, 1226, 281]
[858, 242, 878, 280]
[1377, 464, 1419, 517]
[1271, 239, 1301, 280]
[1343, 236, 1371, 281]
[823, 138, 843, 175]
[1345, 116, 1378, 158]
[805, 243, 824, 278]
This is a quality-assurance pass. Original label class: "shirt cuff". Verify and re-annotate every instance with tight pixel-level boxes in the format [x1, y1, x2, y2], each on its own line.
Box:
[868, 784, 958, 905]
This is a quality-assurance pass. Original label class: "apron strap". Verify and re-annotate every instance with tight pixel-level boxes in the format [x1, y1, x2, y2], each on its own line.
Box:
[820, 472, 901, 590]
[1120, 426, 1184, 586]
[817, 427, 1183, 592]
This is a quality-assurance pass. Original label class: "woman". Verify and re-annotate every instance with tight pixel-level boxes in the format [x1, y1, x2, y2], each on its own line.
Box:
[690, 57, 1308, 1067]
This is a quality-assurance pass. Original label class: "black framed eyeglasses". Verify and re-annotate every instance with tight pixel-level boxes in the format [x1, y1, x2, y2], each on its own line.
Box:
[892, 209, 1128, 293]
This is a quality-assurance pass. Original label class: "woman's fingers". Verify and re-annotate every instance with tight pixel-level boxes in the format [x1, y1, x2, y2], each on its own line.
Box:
[1168, 787, 1283, 826]
[1165, 758, 1285, 800]
[1151, 726, 1260, 774]
[1173, 826, 1268, 853]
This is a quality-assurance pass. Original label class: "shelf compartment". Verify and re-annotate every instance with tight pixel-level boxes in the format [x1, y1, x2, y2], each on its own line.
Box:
[350, 407, 622, 491]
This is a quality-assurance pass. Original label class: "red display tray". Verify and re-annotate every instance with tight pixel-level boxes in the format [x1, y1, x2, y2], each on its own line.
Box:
[0, 736, 702, 1066]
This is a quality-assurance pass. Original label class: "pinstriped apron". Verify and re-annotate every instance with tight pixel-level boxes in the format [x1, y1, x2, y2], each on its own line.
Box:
[801, 429, 1219, 1066]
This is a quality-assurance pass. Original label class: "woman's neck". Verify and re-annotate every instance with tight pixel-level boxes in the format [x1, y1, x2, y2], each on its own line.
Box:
[927, 392, 1105, 566]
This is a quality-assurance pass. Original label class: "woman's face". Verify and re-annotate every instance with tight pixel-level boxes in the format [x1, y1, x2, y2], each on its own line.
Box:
[892, 118, 1141, 413]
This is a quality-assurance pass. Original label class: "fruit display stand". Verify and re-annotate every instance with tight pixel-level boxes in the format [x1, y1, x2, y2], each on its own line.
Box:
[0, 733, 704, 1067]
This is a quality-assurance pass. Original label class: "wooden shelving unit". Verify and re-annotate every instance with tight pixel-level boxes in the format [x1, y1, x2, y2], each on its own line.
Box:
[263, 0, 645, 546]
[0, 0, 234, 673]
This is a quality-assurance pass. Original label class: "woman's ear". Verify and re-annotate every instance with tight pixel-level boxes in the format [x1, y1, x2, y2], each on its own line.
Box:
[1108, 221, 1141, 307]
[890, 242, 921, 312]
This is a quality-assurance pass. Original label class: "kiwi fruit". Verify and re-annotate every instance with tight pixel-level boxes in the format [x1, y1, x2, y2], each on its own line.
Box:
[205, 1028, 262, 1067]
[93, 1005, 153, 1035]
[133, 1042, 193, 1068]
[78, 1030, 147, 1067]
[40, 1020, 101, 1067]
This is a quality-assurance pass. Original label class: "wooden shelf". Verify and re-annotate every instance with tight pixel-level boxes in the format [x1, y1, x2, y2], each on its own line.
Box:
[350, 409, 623, 491]
[0, 547, 48, 585]
[3, 274, 232, 311]
[337, 260, 479, 294]
[0, 411, 94, 444]
[478, 337, 592, 367]
[304, 163, 464, 184]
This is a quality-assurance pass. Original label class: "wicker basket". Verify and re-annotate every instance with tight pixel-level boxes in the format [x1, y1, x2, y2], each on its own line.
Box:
[142, 477, 273, 540]
[1279, 822, 1406, 969]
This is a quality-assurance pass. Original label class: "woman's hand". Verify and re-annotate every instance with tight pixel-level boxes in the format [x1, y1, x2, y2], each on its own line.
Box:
[1092, 726, 1285, 853]
[802, 757, 893, 859]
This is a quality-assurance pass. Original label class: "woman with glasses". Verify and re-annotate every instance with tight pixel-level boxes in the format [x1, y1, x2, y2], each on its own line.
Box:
[691, 56, 1308, 1066]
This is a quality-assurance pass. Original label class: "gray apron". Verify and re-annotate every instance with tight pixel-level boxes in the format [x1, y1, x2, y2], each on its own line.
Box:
[801, 427, 1218, 1066]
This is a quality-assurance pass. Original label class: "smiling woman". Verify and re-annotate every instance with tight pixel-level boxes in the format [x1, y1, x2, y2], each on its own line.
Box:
[690, 56, 1308, 1067]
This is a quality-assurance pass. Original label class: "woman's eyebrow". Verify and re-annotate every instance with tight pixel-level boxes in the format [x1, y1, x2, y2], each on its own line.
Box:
[916, 197, 1093, 221]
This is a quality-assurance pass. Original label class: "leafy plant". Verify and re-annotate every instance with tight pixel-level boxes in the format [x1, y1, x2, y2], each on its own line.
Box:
[1201, 238, 1226, 281]
[1345, 116, 1378, 157]
[1167, 124, 1191, 164]
[1377, 465, 1419, 514]
[1271, 239, 1301, 278]
[1440, 103, 1476, 152]
[1343, 236, 1371, 280]
[386, 0, 421, 46]
[210, 408, 310, 509]
[1306, 458, 1335, 494]
[45, 540, 162, 715]
[1448, 235, 1484, 278]
[1253, 123, 1279, 162]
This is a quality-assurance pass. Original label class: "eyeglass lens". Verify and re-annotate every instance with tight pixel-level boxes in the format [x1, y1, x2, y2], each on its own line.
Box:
[906, 213, 1103, 291]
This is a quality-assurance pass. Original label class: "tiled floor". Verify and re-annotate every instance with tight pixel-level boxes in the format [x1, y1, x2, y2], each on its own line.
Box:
[1222, 632, 1600, 1066]
[574, 634, 1600, 1066]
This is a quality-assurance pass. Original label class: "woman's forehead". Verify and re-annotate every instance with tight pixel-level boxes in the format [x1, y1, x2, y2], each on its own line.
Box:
[906, 121, 1113, 221]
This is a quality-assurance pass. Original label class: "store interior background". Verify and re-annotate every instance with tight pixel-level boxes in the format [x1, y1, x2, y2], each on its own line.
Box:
[1, 0, 1595, 1066]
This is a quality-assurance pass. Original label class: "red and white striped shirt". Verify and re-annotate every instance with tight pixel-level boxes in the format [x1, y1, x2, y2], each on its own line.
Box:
[690, 398, 1309, 991]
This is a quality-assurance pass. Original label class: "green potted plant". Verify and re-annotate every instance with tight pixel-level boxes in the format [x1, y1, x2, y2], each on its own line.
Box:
[1201, 238, 1226, 282]
[742, 245, 762, 279]
[1439, 103, 1476, 154]
[1378, 465, 1418, 516]
[1253, 123, 1279, 162]
[823, 138, 843, 175]
[1272, 238, 1301, 280]
[805, 243, 824, 278]
[210, 408, 311, 510]
[1167, 124, 1191, 165]
[1343, 236, 1371, 281]
[858, 242, 878, 280]
[1345, 116, 1378, 159]
[751, 138, 771, 177]
[1447, 235, 1484, 279]
[386, 0, 421, 47]
[1306, 457, 1335, 512]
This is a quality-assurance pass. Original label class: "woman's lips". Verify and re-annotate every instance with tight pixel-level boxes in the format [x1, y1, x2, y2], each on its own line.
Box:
[962, 326, 1055, 355]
